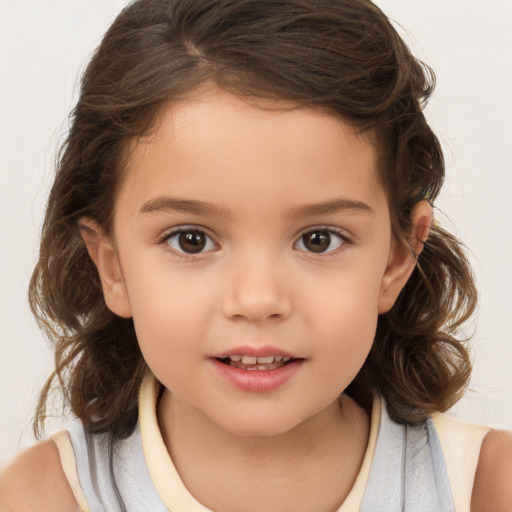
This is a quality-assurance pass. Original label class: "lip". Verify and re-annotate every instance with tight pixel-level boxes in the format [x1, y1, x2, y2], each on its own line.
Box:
[212, 345, 296, 358]
[209, 354, 303, 393]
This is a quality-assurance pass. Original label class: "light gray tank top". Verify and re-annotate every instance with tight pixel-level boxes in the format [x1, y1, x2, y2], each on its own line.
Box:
[66, 397, 456, 512]
[359, 407, 454, 511]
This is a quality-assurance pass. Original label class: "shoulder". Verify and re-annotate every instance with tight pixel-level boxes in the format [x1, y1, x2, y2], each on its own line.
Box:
[471, 428, 512, 512]
[0, 439, 78, 512]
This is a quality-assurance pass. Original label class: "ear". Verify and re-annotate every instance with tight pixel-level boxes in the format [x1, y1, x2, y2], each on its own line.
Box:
[378, 201, 433, 314]
[79, 218, 132, 318]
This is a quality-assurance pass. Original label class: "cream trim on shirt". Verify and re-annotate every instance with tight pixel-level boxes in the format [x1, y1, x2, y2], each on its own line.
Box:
[337, 395, 380, 512]
[52, 430, 90, 512]
[139, 374, 211, 511]
[431, 412, 490, 512]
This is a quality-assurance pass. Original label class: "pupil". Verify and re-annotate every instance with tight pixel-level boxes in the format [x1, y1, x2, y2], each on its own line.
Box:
[304, 231, 330, 253]
[178, 231, 206, 253]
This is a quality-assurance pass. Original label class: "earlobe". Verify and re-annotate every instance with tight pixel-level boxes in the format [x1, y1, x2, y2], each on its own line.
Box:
[79, 218, 132, 319]
[378, 201, 433, 314]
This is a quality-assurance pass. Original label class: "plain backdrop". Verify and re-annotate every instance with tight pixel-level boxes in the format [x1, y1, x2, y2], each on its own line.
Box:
[1, 0, 511, 465]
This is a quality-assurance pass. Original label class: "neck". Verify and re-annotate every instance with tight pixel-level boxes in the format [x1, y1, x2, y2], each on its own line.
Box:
[157, 390, 370, 512]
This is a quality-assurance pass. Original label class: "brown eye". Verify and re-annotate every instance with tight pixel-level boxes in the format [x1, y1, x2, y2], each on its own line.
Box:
[178, 231, 206, 253]
[302, 231, 330, 253]
[295, 229, 345, 254]
[165, 229, 216, 254]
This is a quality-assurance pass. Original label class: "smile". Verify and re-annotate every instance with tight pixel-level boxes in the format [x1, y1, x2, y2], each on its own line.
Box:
[217, 355, 294, 371]
[211, 351, 303, 392]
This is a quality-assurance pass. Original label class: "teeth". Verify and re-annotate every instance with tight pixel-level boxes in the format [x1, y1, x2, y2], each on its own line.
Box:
[243, 363, 282, 370]
[257, 356, 275, 364]
[233, 355, 292, 364]
[222, 354, 295, 369]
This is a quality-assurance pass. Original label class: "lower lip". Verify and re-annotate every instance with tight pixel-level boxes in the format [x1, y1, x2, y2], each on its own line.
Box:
[210, 359, 303, 392]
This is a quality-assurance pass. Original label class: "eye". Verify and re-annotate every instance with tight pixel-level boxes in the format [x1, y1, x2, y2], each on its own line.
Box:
[164, 228, 217, 254]
[294, 228, 346, 254]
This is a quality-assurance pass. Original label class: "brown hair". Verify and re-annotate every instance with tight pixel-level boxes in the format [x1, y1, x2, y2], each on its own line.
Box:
[31, 0, 475, 438]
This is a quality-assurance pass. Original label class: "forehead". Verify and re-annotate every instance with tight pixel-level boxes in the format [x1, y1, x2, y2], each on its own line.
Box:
[117, 88, 386, 219]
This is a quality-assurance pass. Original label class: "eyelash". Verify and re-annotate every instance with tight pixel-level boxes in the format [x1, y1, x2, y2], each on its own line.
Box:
[159, 226, 218, 258]
[158, 225, 352, 257]
[293, 226, 351, 256]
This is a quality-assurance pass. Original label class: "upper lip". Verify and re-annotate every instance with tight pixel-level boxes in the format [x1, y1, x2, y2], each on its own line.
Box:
[212, 345, 298, 359]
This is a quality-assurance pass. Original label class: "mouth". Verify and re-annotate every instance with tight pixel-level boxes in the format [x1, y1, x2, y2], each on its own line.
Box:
[215, 355, 298, 371]
[211, 351, 304, 391]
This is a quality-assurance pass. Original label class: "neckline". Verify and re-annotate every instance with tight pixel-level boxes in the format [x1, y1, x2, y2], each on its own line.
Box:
[138, 373, 380, 512]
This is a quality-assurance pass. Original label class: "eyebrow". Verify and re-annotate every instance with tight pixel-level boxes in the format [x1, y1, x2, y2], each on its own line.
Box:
[285, 198, 374, 218]
[139, 196, 373, 218]
[140, 196, 230, 216]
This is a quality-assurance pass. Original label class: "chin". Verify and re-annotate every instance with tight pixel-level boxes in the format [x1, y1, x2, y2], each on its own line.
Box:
[214, 412, 307, 438]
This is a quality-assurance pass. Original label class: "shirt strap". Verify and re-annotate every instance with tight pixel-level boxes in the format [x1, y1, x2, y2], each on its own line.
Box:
[52, 430, 90, 512]
[431, 412, 491, 511]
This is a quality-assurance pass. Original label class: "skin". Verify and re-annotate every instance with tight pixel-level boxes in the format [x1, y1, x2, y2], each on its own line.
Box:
[84, 88, 429, 511]
[0, 440, 78, 512]
[104, 89, 412, 439]
[1, 88, 510, 511]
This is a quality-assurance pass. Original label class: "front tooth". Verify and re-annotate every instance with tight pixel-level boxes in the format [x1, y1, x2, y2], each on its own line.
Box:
[229, 355, 243, 361]
[241, 355, 257, 364]
[257, 356, 275, 364]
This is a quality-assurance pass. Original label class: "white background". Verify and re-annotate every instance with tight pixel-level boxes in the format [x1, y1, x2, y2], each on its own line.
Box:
[1, 1, 511, 465]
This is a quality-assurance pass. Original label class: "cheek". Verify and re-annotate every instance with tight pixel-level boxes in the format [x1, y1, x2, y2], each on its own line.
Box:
[121, 262, 214, 360]
[130, 287, 207, 398]
[317, 300, 378, 360]
[306, 257, 385, 322]
[313, 308, 377, 398]
[303, 260, 384, 366]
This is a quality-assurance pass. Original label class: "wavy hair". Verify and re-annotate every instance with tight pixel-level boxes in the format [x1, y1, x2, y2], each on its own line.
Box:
[31, 0, 475, 437]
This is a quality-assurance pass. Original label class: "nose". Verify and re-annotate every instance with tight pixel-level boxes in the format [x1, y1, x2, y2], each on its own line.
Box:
[221, 252, 292, 323]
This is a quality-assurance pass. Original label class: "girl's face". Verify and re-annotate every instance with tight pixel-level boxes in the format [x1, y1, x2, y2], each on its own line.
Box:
[93, 88, 416, 437]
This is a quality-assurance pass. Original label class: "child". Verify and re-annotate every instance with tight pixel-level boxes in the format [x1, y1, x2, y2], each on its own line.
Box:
[1, 0, 511, 510]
